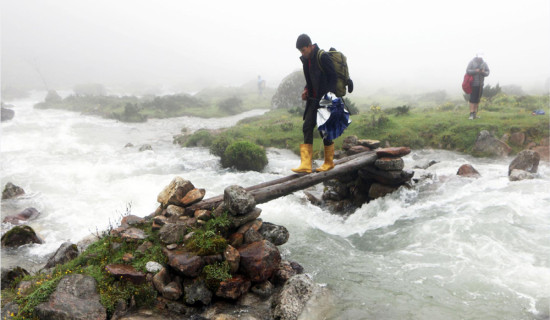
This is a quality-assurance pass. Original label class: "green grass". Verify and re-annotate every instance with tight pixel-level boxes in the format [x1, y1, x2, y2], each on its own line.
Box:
[3, 221, 165, 319]
[183, 93, 549, 158]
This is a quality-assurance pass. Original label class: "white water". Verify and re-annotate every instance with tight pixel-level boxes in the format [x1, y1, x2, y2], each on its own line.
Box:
[1, 93, 549, 319]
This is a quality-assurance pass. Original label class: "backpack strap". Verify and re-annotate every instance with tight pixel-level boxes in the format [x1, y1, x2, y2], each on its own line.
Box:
[316, 49, 325, 73]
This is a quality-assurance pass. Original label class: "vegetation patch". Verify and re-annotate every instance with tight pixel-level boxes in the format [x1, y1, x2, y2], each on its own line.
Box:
[185, 212, 231, 256]
[221, 141, 268, 172]
[203, 261, 232, 291]
[4, 220, 167, 319]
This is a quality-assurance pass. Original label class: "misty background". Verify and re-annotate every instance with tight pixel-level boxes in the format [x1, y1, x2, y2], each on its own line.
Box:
[2, 0, 549, 98]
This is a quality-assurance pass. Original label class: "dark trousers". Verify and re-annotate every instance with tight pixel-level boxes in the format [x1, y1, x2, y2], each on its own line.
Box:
[303, 98, 333, 146]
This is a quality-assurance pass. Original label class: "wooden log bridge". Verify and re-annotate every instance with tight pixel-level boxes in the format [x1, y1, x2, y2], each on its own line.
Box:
[187, 151, 380, 212]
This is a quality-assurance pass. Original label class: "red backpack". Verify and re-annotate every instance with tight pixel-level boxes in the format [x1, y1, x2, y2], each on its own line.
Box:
[462, 73, 473, 94]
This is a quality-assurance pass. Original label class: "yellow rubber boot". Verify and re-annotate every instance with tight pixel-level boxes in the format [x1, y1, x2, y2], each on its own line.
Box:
[291, 144, 313, 173]
[316, 144, 335, 172]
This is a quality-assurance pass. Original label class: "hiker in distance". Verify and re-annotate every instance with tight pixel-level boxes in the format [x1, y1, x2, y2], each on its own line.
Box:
[292, 34, 337, 173]
[466, 52, 490, 120]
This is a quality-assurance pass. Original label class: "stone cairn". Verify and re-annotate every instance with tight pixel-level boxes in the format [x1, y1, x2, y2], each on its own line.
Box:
[307, 136, 414, 214]
[2, 177, 316, 320]
[139, 178, 310, 319]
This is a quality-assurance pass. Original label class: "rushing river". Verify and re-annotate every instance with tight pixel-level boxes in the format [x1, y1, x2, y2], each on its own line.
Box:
[1, 92, 549, 320]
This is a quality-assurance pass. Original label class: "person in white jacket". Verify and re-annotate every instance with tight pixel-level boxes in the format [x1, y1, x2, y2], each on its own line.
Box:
[466, 52, 490, 120]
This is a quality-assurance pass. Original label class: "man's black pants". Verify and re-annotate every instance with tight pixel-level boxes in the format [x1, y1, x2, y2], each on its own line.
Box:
[303, 98, 333, 146]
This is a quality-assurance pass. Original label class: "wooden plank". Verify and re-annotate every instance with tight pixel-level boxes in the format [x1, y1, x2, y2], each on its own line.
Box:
[187, 151, 377, 212]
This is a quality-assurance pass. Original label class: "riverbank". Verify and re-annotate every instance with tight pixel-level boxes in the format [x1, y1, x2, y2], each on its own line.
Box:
[178, 93, 550, 159]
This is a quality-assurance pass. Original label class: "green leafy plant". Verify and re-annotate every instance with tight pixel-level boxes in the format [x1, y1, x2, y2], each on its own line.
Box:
[203, 261, 232, 290]
[185, 229, 227, 256]
[185, 211, 230, 256]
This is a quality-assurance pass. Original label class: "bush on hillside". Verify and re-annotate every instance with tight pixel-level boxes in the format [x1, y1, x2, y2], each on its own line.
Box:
[221, 141, 268, 172]
[387, 105, 410, 116]
[483, 83, 501, 100]
[185, 129, 214, 147]
[45, 90, 62, 103]
[218, 96, 243, 114]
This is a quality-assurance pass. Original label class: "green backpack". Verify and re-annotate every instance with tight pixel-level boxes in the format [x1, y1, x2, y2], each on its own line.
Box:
[317, 47, 352, 97]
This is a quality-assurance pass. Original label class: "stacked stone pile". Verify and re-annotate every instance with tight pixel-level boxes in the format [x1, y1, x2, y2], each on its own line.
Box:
[2, 177, 317, 320]
[309, 136, 414, 213]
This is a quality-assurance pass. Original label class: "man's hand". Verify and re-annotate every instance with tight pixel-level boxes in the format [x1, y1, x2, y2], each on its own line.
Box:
[301, 89, 308, 101]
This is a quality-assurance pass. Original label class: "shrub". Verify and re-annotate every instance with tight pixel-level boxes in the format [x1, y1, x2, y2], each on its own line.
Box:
[387, 105, 411, 115]
[45, 90, 62, 103]
[185, 129, 214, 147]
[210, 135, 234, 157]
[280, 122, 294, 132]
[221, 141, 268, 172]
[483, 83, 502, 100]
[218, 96, 243, 114]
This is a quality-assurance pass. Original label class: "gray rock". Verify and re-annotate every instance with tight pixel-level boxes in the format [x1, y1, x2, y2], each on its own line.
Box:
[2, 182, 25, 200]
[159, 223, 188, 245]
[375, 157, 405, 171]
[162, 281, 183, 301]
[35, 274, 106, 320]
[1, 267, 29, 289]
[259, 222, 289, 246]
[121, 228, 147, 242]
[342, 135, 358, 150]
[508, 150, 540, 175]
[0, 302, 19, 319]
[228, 207, 262, 229]
[43, 242, 79, 269]
[145, 261, 163, 273]
[273, 274, 315, 320]
[473, 130, 511, 157]
[271, 70, 306, 109]
[1, 107, 15, 122]
[224, 185, 256, 216]
[250, 281, 273, 298]
[165, 205, 186, 217]
[139, 144, 153, 152]
[184, 279, 213, 305]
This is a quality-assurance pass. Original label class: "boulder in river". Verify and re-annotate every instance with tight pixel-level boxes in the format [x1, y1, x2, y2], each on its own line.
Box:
[1, 225, 43, 248]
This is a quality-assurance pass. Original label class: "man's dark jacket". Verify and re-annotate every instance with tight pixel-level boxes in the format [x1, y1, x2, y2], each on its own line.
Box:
[300, 44, 337, 100]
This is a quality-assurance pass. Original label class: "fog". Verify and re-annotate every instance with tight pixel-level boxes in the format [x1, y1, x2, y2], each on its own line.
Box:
[2, 0, 549, 97]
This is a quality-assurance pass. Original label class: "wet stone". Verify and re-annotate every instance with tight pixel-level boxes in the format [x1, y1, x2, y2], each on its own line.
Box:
[375, 157, 405, 171]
